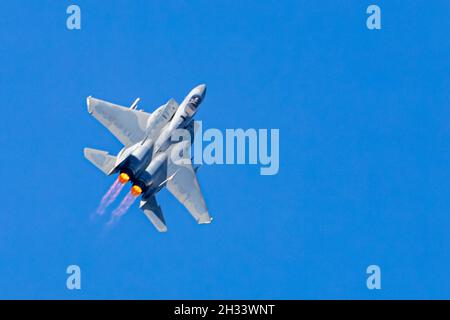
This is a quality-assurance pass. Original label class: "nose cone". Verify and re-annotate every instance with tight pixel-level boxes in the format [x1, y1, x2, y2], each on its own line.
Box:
[196, 84, 207, 98]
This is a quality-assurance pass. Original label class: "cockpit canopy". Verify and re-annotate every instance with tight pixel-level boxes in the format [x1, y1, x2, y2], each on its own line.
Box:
[188, 94, 202, 109]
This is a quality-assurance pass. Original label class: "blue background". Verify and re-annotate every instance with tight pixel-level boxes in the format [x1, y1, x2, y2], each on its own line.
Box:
[0, 1, 449, 299]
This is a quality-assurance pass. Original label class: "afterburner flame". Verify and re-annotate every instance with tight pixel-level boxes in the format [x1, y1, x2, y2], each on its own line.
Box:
[118, 172, 130, 184]
[131, 185, 142, 197]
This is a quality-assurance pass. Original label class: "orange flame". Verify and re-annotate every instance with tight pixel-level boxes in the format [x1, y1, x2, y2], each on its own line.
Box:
[131, 185, 142, 197]
[118, 173, 130, 184]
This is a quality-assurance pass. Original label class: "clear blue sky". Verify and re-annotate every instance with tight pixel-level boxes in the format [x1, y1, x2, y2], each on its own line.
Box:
[0, 1, 449, 299]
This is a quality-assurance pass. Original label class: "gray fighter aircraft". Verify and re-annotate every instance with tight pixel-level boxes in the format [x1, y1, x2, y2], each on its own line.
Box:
[84, 84, 212, 232]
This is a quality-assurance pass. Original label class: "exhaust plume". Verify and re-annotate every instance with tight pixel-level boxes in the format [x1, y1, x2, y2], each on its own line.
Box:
[107, 191, 138, 226]
[96, 178, 125, 216]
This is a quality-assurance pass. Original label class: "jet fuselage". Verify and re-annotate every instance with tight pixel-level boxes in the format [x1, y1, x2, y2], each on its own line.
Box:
[116, 84, 206, 197]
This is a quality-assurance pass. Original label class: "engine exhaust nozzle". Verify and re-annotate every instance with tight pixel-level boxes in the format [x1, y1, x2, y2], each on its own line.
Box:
[118, 173, 130, 184]
[131, 185, 142, 197]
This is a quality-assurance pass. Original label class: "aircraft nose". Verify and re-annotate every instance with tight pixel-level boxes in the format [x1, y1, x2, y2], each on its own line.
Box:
[196, 84, 207, 97]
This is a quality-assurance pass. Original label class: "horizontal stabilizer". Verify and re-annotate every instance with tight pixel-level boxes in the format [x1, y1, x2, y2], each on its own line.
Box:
[140, 196, 167, 232]
[84, 148, 117, 175]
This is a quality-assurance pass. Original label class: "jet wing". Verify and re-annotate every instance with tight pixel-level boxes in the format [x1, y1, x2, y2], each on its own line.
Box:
[140, 195, 167, 232]
[87, 96, 151, 147]
[166, 150, 212, 225]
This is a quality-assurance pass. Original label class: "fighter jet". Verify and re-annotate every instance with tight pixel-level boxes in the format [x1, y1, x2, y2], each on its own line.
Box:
[84, 84, 212, 232]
